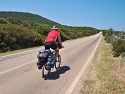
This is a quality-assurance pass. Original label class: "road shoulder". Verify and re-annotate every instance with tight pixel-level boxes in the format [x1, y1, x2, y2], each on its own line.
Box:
[72, 48, 99, 94]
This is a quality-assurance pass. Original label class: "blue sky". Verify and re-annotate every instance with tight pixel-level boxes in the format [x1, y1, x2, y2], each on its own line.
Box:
[0, 0, 125, 31]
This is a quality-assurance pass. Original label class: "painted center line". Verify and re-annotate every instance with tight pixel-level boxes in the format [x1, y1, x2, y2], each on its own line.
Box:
[0, 59, 37, 75]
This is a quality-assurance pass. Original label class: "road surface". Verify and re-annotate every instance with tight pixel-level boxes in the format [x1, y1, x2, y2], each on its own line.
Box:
[0, 32, 102, 94]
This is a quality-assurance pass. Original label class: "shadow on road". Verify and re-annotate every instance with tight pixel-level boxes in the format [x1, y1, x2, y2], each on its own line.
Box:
[46, 66, 70, 80]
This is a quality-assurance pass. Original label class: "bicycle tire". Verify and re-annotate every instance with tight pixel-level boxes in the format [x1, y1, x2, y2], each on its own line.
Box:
[42, 65, 50, 79]
[55, 54, 61, 70]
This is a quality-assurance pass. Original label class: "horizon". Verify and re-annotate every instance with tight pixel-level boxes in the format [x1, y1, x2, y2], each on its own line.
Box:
[0, 11, 122, 31]
[0, 0, 125, 31]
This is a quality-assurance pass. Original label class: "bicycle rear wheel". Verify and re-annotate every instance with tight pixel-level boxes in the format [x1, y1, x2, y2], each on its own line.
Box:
[55, 54, 61, 70]
[42, 65, 50, 79]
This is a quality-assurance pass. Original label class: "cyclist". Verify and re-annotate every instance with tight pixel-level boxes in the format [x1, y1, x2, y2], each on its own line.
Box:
[44, 26, 64, 66]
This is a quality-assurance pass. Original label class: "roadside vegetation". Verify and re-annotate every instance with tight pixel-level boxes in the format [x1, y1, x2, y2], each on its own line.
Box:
[0, 11, 99, 52]
[81, 34, 125, 94]
[1, 11, 125, 93]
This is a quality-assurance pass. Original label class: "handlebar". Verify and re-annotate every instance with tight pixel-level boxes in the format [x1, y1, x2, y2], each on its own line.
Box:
[56, 42, 64, 49]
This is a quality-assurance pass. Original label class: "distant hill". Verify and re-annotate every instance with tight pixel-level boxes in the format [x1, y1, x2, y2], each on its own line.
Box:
[0, 11, 61, 26]
[0, 11, 100, 52]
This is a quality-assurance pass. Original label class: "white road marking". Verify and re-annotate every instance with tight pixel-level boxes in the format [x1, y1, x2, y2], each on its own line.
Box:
[65, 35, 102, 94]
[0, 32, 102, 94]
[0, 48, 41, 59]
[0, 40, 83, 75]
[0, 40, 84, 75]
[0, 35, 94, 60]
[0, 59, 37, 75]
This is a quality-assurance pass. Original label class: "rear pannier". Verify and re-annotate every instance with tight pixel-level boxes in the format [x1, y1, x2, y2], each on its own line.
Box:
[37, 50, 48, 59]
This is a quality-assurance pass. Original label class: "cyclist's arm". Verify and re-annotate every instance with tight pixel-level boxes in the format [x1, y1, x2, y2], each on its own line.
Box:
[57, 33, 63, 47]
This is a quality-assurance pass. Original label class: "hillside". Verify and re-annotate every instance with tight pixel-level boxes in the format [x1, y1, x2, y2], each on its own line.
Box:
[0, 11, 100, 52]
[0, 11, 61, 25]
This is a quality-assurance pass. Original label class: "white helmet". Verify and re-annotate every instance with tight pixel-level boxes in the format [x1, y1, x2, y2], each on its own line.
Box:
[52, 26, 58, 30]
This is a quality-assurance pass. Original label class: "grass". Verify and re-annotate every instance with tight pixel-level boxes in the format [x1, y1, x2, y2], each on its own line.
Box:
[81, 37, 125, 94]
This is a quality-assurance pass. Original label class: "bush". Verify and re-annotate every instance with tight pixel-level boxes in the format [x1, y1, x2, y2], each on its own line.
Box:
[0, 24, 43, 52]
[0, 18, 8, 24]
[105, 35, 112, 43]
[121, 52, 125, 58]
[112, 40, 125, 53]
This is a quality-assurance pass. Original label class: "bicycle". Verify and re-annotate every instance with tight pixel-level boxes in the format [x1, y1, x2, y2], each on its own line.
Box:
[37, 49, 61, 79]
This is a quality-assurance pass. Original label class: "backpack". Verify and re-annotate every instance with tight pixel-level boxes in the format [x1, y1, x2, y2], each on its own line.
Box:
[37, 50, 48, 59]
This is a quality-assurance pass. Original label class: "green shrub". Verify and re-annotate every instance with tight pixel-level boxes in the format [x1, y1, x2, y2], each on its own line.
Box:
[0, 18, 8, 24]
[0, 24, 43, 52]
[112, 40, 125, 53]
[105, 35, 112, 43]
[121, 52, 125, 58]
[7, 18, 22, 25]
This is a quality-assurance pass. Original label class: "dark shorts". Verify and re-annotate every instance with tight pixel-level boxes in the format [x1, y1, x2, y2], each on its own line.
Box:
[45, 42, 58, 50]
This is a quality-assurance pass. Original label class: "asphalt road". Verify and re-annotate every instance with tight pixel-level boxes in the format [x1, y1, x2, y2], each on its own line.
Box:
[0, 32, 102, 94]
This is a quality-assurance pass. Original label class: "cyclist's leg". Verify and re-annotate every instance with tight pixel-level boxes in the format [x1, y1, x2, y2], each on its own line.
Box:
[55, 48, 59, 62]
[51, 42, 59, 62]
[45, 42, 51, 50]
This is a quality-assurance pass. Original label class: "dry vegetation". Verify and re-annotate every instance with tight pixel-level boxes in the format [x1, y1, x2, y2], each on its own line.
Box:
[81, 37, 125, 94]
